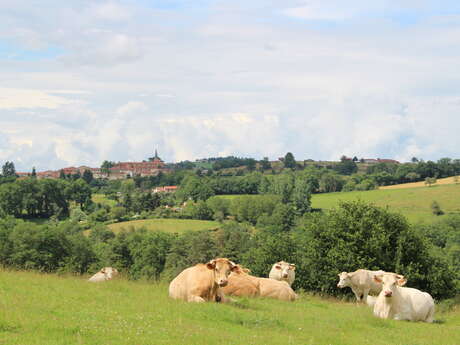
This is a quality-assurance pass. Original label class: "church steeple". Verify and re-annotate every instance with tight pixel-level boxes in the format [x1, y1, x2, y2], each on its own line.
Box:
[150, 148, 163, 162]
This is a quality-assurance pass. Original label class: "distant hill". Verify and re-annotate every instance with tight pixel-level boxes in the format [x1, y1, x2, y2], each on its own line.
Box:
[312, 183, 460, 224]
[379, 176, 459, 190]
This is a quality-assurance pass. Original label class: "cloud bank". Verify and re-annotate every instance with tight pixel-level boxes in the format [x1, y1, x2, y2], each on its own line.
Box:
[1, 0, 460, 170]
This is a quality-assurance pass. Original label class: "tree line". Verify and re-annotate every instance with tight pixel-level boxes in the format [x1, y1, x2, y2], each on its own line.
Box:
[0, 201, 457, 300]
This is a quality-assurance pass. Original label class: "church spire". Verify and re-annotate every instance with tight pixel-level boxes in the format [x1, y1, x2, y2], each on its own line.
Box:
[154, 149, 159, 159]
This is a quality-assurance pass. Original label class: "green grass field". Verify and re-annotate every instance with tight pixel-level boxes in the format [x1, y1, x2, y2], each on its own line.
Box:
[92, 194, 117, 207]
[1, 270, 459, 345]
[311, 183, 460, 224]
[107, 218, 220, 234]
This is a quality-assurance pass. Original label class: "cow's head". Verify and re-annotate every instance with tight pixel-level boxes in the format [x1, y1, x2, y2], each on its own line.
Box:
[337, 272, 351, 288]
[206, 258, 238, 287]
[232, 265, 251, 275]
[374, 273, 406, 298]
[273, 261, 295, 280]
[101, 267, 119, 280]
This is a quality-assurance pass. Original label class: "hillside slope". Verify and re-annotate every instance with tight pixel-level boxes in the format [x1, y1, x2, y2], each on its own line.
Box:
[312, 183, 460, 224]
[1, 271, 459, 345]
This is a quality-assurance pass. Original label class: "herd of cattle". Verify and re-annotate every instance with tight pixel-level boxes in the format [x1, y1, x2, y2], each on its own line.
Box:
[89, 259, 435, 323]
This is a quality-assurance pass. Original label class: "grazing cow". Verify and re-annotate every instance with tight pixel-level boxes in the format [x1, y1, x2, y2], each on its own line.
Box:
[221, 266, 260, 297]
[169, 258, 238, 303]
[373, 273, 435, 323]
[269, 261, 296, 286]
[88, 267, 119, 282]
[337, 269, 385, 302]
[258, 278, 297, 301]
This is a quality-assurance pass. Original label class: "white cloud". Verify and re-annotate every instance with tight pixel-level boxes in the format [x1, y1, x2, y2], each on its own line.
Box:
[1, 1, 460, 170]
[0, 88, 72, 109]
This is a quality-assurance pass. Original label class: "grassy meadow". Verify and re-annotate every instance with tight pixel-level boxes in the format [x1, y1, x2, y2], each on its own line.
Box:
[311, 183, 460, 224]
[92, 194, 117, 207]
[0, 270, 459, 345]
[106, 218, 220, 234]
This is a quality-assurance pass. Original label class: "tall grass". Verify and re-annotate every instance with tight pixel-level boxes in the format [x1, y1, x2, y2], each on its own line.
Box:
[1, 270, 459, 345]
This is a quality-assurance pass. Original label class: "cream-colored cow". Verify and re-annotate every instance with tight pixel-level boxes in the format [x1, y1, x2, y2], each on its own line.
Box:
[88, 267, 119, 282]
[169, 258, 238, 303]
[221, 266, 260, 297]
[258, 278, 297, 301]
[373, 273, 435, 322]
[337, 269, 385, 302]
[269, 261, 296, 286]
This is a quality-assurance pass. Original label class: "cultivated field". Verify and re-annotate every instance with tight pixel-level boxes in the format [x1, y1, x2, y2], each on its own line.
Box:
[107, 218, 220, 234]
[312, 183, 460, 224]
[0, 270, 458, 345]
[92, 194, 117, 207]
[379, 176, 460, 190]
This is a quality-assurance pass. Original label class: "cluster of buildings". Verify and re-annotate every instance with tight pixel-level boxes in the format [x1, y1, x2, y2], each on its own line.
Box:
[18, 151, 170, 180]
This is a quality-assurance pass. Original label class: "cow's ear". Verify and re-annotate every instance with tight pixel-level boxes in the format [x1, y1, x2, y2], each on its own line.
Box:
[290, 264, 296, 271]
[229, 261, 239, 272]
[243, 268, 251, 274]
[373, 275, 383, 283]
[397, 278, 407, 286]
[100, 268, 106, 274]
[206, 260, 216, 270]
[275, 265, 282, 270]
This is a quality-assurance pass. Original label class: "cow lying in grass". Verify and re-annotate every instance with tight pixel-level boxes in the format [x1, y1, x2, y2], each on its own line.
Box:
[169, 258, 238, 303]
[373, 273, 435, 322]
[269, 261, 296, 286]
[88, 267, 119, 282]
[223, 265, 297, 301]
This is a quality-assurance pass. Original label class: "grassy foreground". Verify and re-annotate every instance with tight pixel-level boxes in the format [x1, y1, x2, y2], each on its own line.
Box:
[107, 218, 219, 234]
[312, 183, 460, 224]
[0, 271, 459, 345]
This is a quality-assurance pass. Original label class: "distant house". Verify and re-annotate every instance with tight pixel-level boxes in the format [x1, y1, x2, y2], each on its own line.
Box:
[153, 186, 178, 193]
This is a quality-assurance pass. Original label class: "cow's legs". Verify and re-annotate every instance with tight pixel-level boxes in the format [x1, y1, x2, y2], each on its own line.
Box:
[351, 288, 362, 303]
[188, 295, 206, 303]
[362, 288, 370, 304]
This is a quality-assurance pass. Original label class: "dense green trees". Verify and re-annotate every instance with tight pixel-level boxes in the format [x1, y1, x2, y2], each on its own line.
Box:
[2, 161, 16, 177]
[0, 177, 92, 218]
[0, 201, 457, 300]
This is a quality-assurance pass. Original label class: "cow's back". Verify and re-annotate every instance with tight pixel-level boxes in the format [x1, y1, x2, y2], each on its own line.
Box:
[88, 272, 106, 282]
[351, 269, 384, 294]
[222, 273, 260, 297]
[259, 278, 296, 301]
[400, 287, 435, 322]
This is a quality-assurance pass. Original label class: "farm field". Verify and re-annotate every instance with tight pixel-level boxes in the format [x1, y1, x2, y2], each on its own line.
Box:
[311, 183, 460, 224]
[0, 270, 459, 345]
[380, 176, 460, 190]
[106, 218, 220, 234]
[92, 193, 117, 207]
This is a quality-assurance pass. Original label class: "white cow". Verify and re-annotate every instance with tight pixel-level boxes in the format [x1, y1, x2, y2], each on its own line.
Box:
[373, 273, 435, 323]
[88, 267, 119, 282]
[269, 261, 296, 286]
[337, 269, 385, 303]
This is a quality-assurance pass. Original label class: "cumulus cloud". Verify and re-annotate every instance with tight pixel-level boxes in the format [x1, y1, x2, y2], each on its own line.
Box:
[0, 88, 72, 109]
[0, 0, 460, 171]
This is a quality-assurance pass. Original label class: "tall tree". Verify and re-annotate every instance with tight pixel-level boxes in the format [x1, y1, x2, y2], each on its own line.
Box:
[31, 167, 37, 178]
[2, 161, 16, 177]
[283, 152, 296, 169]
[82, 169, 93, 184]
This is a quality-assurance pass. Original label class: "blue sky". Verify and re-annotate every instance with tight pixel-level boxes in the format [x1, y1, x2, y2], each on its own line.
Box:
[1, 0, 460, 171]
